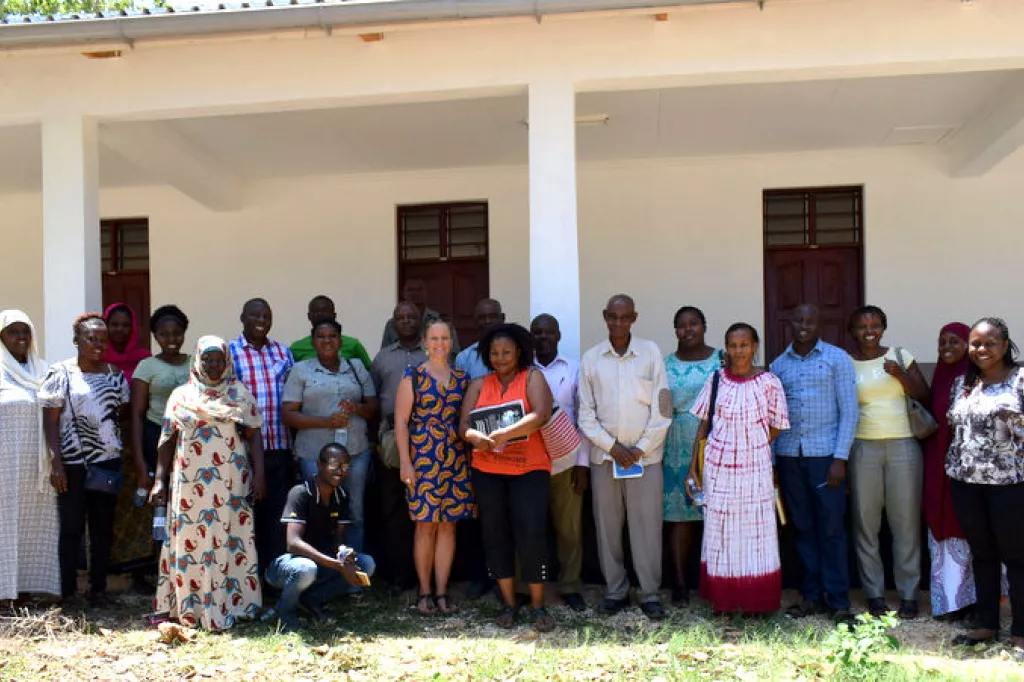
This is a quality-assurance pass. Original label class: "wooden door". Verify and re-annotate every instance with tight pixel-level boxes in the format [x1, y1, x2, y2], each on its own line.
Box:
[764, 247, 861, 359]
[101, 219, 152, 351]
[397, 203, 489, 346]
[763, 187, 863, 362]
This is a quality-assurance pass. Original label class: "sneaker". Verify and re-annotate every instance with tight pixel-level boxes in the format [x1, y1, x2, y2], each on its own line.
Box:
[601, 597, 630, 615]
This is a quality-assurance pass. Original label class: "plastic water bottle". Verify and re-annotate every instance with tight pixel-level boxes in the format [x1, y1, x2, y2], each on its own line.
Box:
[153, 506, 167, 542]
[334, 428, 348, 448]
[687, 478, 705, 507]
[133, 487, 149, 507]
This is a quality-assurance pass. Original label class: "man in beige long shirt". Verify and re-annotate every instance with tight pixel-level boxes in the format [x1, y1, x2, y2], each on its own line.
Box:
[578, 294, 671, 619]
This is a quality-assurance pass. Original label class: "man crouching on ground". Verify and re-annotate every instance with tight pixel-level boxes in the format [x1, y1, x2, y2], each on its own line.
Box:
[266, 443, 375, 631]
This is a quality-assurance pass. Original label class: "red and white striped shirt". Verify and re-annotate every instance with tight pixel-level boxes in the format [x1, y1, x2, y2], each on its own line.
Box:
[229, 333, 295, 451]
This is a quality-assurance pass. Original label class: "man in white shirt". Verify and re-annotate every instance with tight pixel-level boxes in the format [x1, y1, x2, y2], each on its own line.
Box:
[531, 314, 591, 612]
[578, 294, 671, 619]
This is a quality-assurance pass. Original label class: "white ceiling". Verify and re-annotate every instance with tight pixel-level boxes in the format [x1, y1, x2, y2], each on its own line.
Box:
[0, 69, 1019, 193]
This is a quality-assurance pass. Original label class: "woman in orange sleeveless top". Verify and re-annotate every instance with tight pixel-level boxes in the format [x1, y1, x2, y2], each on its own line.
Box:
[459, 323, 555, 632]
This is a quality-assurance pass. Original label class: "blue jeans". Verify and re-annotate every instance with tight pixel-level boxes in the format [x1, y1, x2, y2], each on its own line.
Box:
[298, 448, 371, 552]
[777, 455, 850, 610]
[265, 552, 376, 621]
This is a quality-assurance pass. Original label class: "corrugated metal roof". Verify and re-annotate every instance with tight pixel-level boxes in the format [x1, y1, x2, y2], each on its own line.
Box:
[0, 0, 753, 49]
[0, 0, 400, 25]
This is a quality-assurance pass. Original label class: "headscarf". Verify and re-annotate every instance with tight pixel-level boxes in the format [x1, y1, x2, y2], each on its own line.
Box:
[923, 322, 971, 542]
[102, 302, 151, 382]
[159, 336, 261, 448]
[0, 310, 52, 492]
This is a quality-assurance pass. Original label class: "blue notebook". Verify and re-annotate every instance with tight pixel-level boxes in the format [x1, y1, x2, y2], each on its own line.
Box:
[613, 461, 644, 479]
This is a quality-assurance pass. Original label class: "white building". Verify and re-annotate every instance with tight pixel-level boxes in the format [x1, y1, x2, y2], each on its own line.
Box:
[2, 0, 1023, 365]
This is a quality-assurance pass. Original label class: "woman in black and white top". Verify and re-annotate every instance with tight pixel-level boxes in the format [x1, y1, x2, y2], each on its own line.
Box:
[946, 317, 1024, 649]
[40, 313, 130, 606]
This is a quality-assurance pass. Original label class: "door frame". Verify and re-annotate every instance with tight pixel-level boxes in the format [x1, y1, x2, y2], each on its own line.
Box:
[395, 201, 490, 344]
[761, 185, 865, 360]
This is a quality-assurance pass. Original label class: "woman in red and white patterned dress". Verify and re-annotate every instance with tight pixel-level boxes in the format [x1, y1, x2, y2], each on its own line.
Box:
[686, 323, 789, 614]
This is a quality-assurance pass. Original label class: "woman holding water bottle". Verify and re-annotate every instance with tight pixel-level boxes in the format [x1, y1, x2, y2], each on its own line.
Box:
[283, 318, 378, 552]
[111, 306, 191, 588]
[149, 336, 265, 630]
[685, 323, 789, 614]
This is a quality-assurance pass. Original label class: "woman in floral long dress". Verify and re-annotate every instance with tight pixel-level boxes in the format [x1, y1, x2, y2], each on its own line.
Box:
[663, 306, 722, 605]
[687, 323, 789, 614]
[149, 336, 267, 630]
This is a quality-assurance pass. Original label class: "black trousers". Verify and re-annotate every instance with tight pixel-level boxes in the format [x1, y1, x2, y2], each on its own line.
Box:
[375, 464, 416, 587]
[255, 449, 294, 579]
[57, 461, 120, 597]
[472, 468, 551, 584]
[951, 479, 1024, 636]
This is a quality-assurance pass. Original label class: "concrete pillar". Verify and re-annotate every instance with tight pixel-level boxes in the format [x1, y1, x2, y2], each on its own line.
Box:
[528, 79, 581, 360]
[42, 115, 101, 361]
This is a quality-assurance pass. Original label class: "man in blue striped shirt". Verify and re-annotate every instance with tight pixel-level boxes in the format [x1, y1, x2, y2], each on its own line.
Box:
[770, 303, 858, 622]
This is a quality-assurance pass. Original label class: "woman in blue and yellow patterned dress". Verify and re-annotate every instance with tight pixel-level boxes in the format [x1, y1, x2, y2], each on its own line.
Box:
[394, 318, 476, 616]
[664, 306, 723, 605]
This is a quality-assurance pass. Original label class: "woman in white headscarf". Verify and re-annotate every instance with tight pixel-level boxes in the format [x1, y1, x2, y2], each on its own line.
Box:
[0, 310, 60, 601]
[149, 336, 266, 630]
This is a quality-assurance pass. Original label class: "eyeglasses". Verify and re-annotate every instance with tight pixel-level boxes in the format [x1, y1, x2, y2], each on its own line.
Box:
[322, 462, 350, 473]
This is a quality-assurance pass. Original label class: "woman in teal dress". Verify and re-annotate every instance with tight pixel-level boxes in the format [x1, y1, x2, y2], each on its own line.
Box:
[394, 319, 477, 616]
[664, 306, 722, 604]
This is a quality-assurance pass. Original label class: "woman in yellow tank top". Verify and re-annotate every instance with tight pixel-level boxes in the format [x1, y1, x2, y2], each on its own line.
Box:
[848, 305, 930, 620]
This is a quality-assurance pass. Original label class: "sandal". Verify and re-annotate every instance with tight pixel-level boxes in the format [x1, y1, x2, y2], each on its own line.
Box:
[416, 593, 437, 616]
[496, 605, 519, 629]
[952, 629, 998, 647]
[435, 594, 459, 616]
[532, 607, 555, 633]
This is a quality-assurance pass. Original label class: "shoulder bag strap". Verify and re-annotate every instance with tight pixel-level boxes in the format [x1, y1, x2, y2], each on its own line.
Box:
[894, 347, 913, 407]
[707, 370, 721, 436]
[343, 358, 365, 401]
[62, 364, 88, 467]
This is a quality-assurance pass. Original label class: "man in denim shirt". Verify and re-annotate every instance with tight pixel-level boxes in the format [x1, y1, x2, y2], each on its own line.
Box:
[770, 303, 858, 622]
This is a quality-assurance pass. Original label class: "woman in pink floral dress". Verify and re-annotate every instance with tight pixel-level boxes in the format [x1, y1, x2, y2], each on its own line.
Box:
[687, 323, 789, 614]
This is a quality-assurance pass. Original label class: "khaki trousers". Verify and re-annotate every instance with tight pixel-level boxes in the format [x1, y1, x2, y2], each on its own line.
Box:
[549, 467, 584, 594]
[591, 461, 663, 603]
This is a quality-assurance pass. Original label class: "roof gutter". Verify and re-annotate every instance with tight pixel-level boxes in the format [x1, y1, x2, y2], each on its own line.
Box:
[0, 0, 763, 50]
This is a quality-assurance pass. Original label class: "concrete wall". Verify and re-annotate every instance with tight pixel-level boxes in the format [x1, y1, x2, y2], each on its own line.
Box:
[3, 146, 1023, 362]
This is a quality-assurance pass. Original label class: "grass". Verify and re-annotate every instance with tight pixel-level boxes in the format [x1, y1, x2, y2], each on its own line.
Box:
[1, 590, 1023, 681]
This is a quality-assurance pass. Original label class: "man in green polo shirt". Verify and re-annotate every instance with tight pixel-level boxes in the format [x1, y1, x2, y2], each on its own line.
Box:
[290, 295, 372, 370]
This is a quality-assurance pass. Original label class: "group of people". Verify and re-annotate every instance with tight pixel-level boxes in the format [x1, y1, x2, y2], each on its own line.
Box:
[0, 282, 1021, 648]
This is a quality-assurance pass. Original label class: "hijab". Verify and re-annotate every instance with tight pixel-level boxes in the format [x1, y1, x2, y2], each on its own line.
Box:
[924, 322, 971, 541]
[159, 336, 260, 448]
[0, 310, 52, 492]
[102, 302, 151, 382]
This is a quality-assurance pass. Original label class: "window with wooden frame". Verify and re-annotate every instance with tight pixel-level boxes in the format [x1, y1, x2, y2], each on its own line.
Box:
[398, 202, 488, 262]
[100, 218, 150, 273]
[763, 186, 862, 247]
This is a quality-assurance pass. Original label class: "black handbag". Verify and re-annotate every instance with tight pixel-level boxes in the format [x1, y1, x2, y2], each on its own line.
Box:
[64, 364, 124, 496]
[84, 465, 124, 496]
